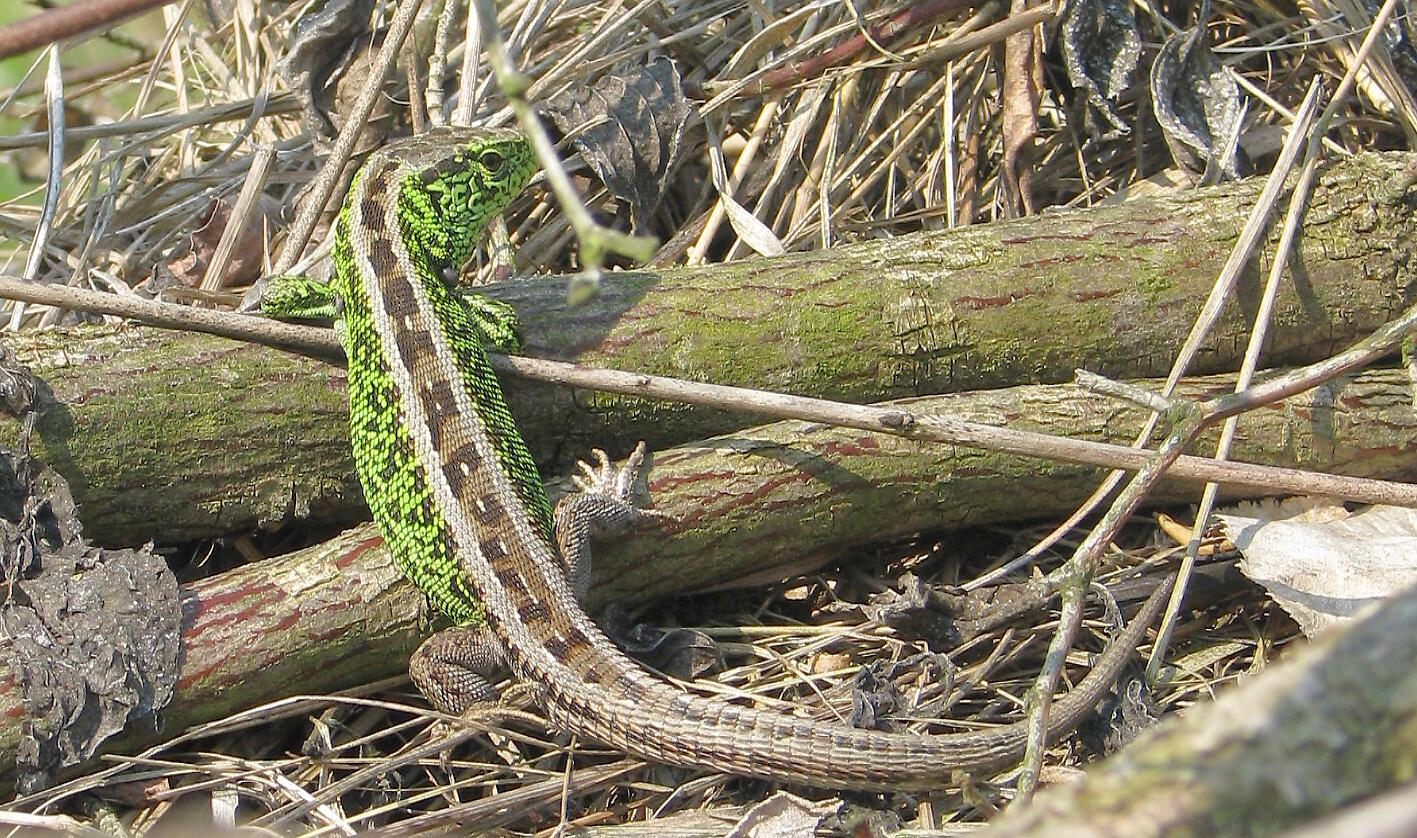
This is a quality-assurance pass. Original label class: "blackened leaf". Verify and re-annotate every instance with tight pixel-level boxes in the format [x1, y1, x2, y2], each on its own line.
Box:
[540, 57, 693, 231]
[279, 0, 378, 140]
[849, 651, 956, 731]
[599, 602, 720, 680]
[849, 665, 899, 731]
[0, 350, 180, 794]
[865, 572, 957, 645]
[1059, 0, 1142, 138]
[1079, 671, 1161, 757]
[1150, 0, 1250, 181]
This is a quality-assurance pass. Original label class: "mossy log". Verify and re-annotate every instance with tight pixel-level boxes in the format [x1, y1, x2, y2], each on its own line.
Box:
[1, 153, 1415, 546]
[0, 368, 1414, 779]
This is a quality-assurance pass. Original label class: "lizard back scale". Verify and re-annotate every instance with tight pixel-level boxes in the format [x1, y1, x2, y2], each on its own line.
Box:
[275, 125, 1167, 790]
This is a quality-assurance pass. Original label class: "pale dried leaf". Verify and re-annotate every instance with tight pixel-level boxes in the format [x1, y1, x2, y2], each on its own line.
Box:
[999, 1, 1041, 217]
[726, 791, 840, 838]
[1217, 499, 1417, 637]
[708, 134, 786, 257]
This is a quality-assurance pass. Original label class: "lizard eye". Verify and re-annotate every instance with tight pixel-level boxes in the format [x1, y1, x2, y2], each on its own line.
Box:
[479, 150, 506, 174]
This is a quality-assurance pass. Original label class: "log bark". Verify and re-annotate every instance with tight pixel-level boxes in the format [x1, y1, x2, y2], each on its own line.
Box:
[987, 581, 1417, 837]
[2, 152, 1416, 546]
[1, 368, 1415, 779]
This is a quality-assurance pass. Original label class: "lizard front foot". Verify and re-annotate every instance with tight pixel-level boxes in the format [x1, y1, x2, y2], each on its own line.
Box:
[260, 275, 339, 320]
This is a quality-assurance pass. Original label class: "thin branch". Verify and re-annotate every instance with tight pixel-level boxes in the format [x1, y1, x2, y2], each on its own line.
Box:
[0, 95, 301, 152]
[1146, 79, 1325, 683]
[1017, 417, 1198, 797]
[0, 273, 1412, 509]
[0, 0, 175, 61]
[983, 75, 1324, 587]
[749, 0, 974, 93]
[1009, 78, 1327, 797]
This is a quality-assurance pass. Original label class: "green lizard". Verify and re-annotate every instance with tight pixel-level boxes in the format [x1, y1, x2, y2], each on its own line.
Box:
[264, 124, 1168, 789]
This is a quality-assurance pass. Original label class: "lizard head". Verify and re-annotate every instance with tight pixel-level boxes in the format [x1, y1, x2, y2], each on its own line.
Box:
[396, 126, 538, 277]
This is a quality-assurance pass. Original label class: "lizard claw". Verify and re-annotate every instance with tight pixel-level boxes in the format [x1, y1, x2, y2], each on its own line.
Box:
[571, 449, 614, 495]
[572, 441, 649, 503]
[569, 442, 675, 525]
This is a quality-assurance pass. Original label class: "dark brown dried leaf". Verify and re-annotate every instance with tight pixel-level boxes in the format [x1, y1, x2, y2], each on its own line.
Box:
[541, 57, 693, 231]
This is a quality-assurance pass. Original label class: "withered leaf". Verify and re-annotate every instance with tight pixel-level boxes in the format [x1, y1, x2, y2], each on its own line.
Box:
[0, 355, 180, 794]
[540, 57, 693, 231]
[1150, 0, 1250, 181]
[1059, 0, 1142, 138]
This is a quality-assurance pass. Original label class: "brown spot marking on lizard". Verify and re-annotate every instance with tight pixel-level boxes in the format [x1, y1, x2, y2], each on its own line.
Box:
[515, 600, 549, 626]
[363, 162, 399, 197]
[541, 633, 570, 659]
[425, 378, 458, 416]
[361, 201, 386, 232]
[499, 567, 530, 597]
[420, 379, 483, 485]
[366, 238, 399, 278]
[392, 326, 435, 378]
[611, 670, 648, 700]
[378, 270, 418, 315]
[559, 629, 606, 678]
[465, 491, 502, 525]
[447, 441, 484, 475]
